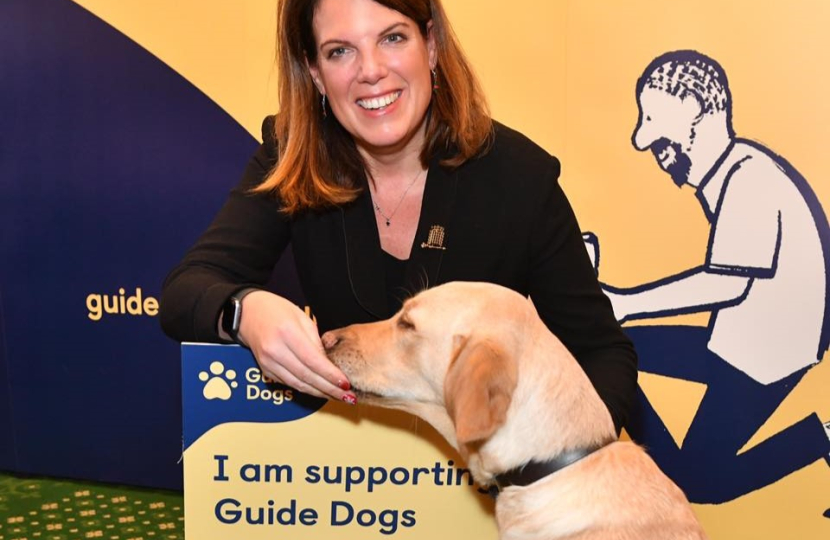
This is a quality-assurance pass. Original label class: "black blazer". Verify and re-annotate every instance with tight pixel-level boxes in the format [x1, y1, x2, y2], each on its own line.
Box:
[160, 118, 637, 431]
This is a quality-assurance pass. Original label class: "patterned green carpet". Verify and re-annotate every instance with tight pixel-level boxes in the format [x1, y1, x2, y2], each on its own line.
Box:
[0, 472, 183, 540]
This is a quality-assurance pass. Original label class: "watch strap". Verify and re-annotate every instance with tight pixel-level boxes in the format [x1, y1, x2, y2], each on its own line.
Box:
[222, 287, 261, 345]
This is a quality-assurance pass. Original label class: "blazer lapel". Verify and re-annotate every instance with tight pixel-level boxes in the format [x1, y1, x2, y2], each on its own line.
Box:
[340, 189, 387, 319]
[405, 160, 458, 293]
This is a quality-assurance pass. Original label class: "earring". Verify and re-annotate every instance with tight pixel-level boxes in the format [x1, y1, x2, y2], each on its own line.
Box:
[431, 68, 439, 92]
[321, 94, 327, 119]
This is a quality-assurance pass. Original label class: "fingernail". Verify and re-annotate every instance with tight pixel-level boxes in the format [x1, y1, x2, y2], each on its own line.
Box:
[342, 393, 357, 405]
[338, 380, 351, 391]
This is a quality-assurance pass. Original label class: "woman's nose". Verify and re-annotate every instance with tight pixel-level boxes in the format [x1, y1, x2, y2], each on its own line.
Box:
[357, 48, 387, 84]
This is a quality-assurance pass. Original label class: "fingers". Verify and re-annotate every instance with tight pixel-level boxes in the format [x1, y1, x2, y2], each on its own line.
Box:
[258, 352, 327, 400]
[239, 292, 355, 403]
[277, 329, 351, 401]
[257, 320, 352, 402]
[258, 347, 353, 403]
[295, 313, 351, 388]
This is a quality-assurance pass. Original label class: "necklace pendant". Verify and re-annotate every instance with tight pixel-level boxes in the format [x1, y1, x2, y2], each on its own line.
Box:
[385, 220, 391, 227]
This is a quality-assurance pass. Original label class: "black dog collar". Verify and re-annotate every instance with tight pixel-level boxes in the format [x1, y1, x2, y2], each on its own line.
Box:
[484, 442, 612, 499]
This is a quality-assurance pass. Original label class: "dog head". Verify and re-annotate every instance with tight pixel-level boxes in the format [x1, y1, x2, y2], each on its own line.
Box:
[323, 281, 613, 484]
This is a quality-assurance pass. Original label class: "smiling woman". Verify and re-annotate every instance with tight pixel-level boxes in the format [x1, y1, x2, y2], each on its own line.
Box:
[307, 0, 436, 160]
[160, 0, 638, 442]
[264, 0, 491, 218]
[305, 0, 439, 256]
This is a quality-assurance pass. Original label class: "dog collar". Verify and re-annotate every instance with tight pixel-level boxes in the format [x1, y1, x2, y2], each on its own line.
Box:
[485, 442, 611, 499]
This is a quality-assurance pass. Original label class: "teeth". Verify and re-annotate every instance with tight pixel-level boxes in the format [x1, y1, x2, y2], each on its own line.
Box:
[358, 91, 401, 110]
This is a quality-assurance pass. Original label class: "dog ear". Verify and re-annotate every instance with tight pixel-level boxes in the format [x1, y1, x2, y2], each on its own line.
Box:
[444, 336, 517, 446]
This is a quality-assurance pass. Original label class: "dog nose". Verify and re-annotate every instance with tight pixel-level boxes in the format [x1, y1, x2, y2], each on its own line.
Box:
[321, 331, 340, 351]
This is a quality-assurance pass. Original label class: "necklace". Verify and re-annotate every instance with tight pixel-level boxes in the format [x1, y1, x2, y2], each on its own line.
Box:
[371, 169, 425, 227]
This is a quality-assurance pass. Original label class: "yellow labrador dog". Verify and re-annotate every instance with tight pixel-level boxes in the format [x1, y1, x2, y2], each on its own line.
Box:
[323, 282, 707, 540]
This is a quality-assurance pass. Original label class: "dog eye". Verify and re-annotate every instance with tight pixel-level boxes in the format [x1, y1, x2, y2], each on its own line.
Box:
[397, 316, 416, 331]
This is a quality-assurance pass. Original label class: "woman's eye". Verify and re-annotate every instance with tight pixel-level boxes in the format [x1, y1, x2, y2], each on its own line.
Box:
[385, 33, 406, 44]
[327, 47, 347, 59]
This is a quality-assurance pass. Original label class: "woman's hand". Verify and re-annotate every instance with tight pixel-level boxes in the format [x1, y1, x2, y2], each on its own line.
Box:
[236, 290, 355, 403]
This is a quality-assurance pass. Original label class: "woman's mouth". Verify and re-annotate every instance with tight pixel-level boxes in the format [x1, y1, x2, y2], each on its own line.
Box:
[357, 91, 402, 111]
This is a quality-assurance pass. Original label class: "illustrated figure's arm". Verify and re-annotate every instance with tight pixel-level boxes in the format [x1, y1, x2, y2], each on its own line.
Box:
[603, 267, 751, 323]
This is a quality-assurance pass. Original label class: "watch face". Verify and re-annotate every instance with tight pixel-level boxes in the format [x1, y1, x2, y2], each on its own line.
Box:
[223, 297, 242, 337]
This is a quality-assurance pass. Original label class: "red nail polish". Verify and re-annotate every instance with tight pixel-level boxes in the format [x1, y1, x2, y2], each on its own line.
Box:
[342, 393, 357, 405]
[338, 380, 351, 391]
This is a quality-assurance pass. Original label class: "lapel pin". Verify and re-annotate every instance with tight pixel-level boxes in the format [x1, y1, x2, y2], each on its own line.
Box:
[421, 225, 447, 250]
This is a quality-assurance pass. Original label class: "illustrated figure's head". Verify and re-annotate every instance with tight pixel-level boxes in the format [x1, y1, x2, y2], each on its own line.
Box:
[633, 50, 734, 187]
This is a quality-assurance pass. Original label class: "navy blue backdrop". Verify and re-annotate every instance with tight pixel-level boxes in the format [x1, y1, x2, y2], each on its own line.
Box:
[0, 0, 271, 489]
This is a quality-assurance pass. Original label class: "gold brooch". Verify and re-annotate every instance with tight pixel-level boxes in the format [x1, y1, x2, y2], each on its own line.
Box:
[421, 225, 447, 250]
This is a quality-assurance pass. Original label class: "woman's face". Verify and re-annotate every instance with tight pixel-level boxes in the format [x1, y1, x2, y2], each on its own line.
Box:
[308, 0, 436, 161]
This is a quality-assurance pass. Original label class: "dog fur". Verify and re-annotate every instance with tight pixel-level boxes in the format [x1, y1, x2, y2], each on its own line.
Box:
[323, 281, 708, 540]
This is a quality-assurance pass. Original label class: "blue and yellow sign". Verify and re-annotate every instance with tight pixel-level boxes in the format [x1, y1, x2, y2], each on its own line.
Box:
[182, 344, 497, 539]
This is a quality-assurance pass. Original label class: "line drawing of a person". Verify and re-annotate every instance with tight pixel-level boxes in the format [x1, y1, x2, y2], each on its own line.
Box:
[602, 50, 830, 509]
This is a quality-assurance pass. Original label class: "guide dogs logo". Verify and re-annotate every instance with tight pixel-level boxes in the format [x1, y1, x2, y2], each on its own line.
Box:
[199, 361, 238, 400]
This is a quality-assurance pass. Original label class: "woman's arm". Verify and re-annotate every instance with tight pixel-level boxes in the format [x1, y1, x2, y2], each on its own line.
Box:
[159, 117, 354, 402]
[527, 163, 638, 435]
[159, 119, 289, 342]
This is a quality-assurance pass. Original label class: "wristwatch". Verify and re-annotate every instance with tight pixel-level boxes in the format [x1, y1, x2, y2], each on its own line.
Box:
[221, 287, 260, 345]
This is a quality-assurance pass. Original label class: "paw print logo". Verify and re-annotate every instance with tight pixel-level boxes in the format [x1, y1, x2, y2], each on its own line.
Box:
[199, 361, 238, 400]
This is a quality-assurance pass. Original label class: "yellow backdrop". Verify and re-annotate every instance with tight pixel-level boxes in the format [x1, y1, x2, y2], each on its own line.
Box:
[72, 1, 830, 538]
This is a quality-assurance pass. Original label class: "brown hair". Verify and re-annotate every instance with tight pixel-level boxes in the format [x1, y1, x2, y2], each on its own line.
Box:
[256, 0, 493, 213]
